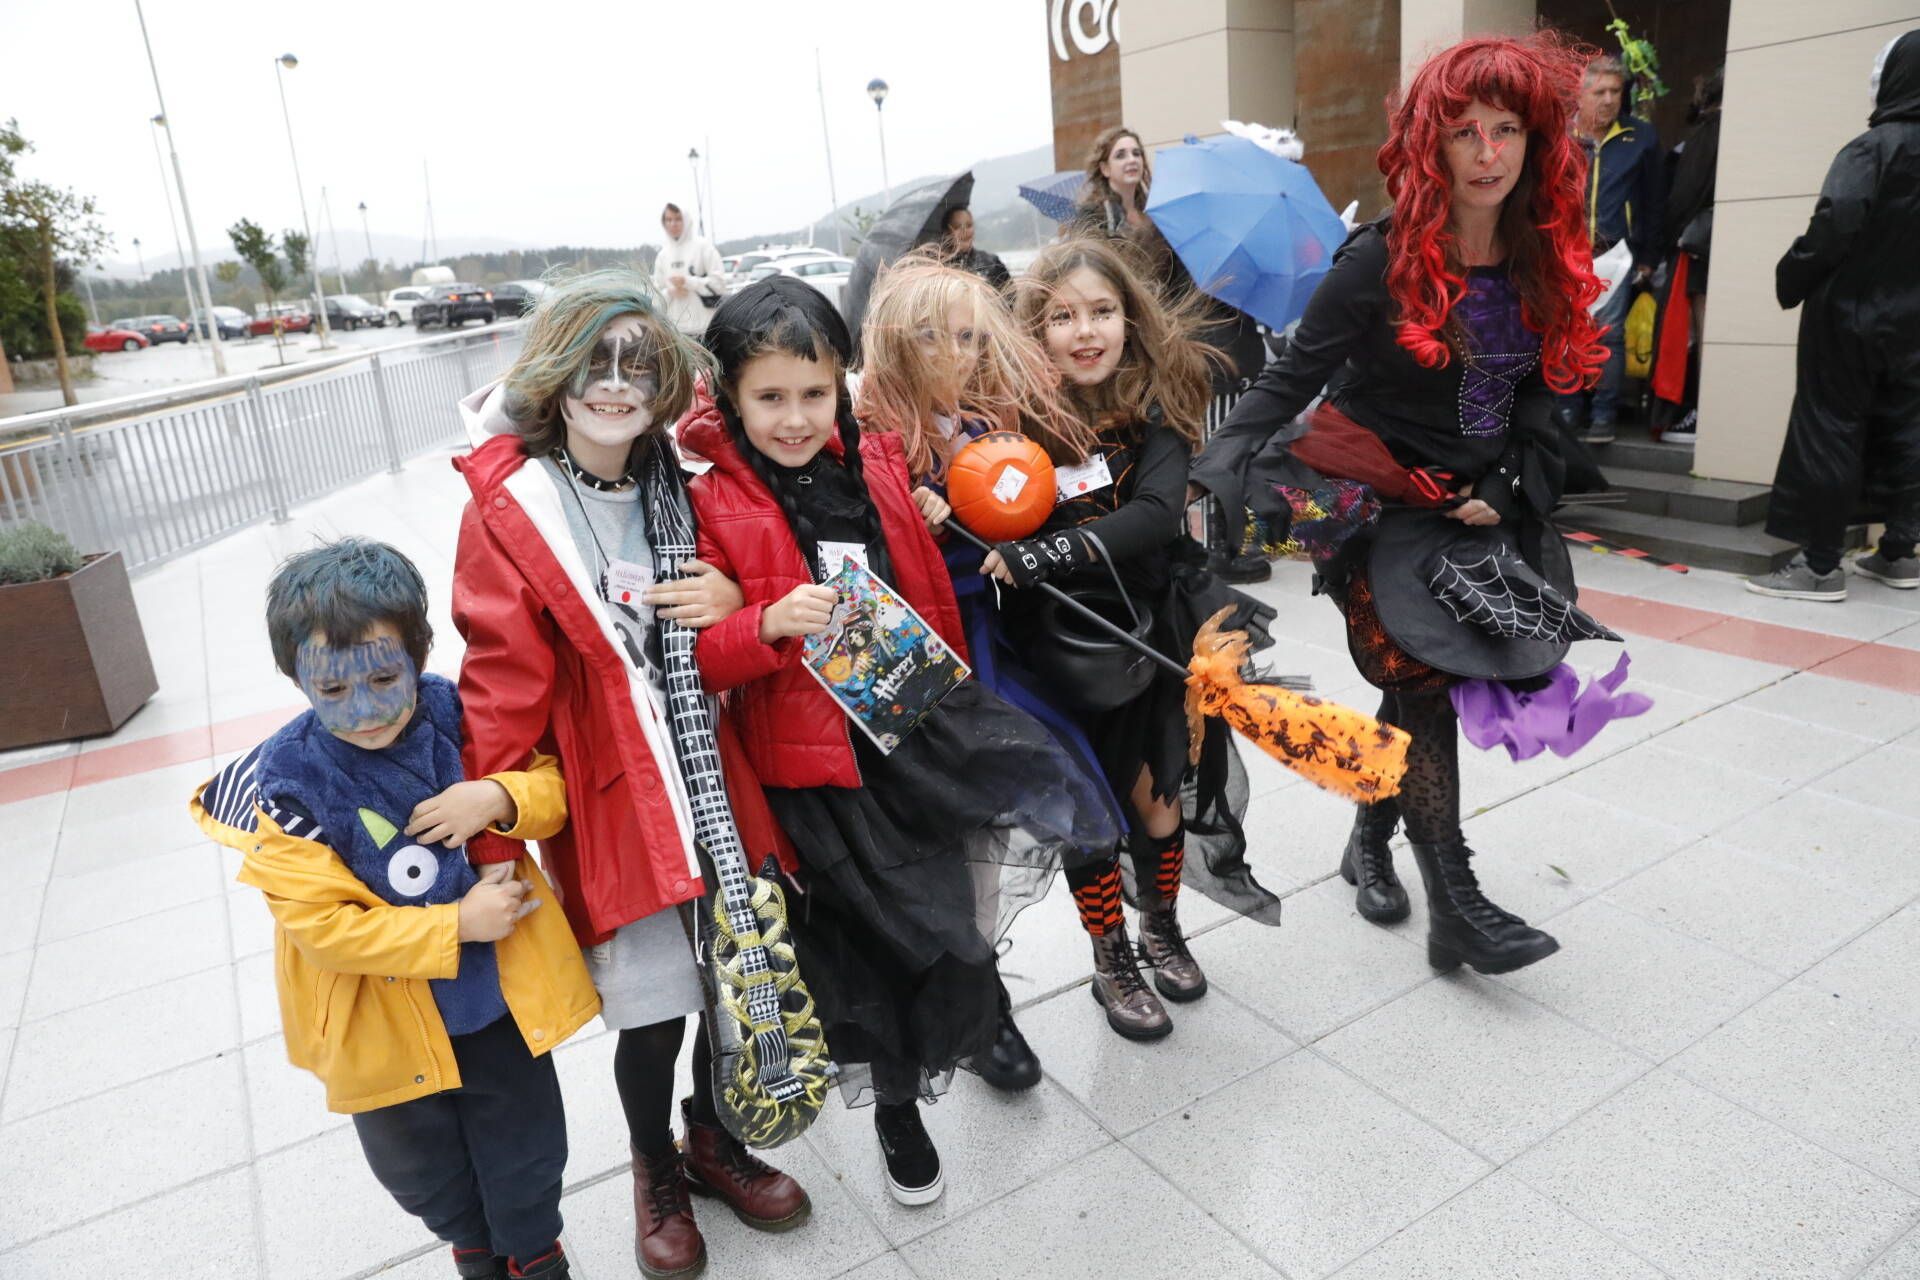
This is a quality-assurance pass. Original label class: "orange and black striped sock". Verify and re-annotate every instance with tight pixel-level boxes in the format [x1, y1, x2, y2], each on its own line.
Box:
[1142, 826, 1185, 904]
[1066, 859, 1124, 936]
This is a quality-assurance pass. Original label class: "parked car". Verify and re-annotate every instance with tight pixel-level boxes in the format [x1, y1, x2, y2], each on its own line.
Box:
[322, 295, 386, 331]
[84, 326, 149, 353]
[382, 286, 431, 326]
[191, 306, 250, 340]
[725, 246, 831, 289]
[489, 280, 546, 318]
[114, 314, 192, 345]
[751, 255, 855, 287]
[247, 305, 313, 338]
[412, 283, 496, 329]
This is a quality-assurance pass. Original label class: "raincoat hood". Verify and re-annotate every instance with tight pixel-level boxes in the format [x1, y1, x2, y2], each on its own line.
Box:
[1871, 29, 1920, 126]
[460, 381, 518, 449]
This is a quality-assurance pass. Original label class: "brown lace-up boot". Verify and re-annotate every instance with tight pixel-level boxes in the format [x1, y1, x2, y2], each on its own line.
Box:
[680, 1098, 811, 1231]
[630, 1145, 705, 1278]
[1088, 919, 1172, 1040]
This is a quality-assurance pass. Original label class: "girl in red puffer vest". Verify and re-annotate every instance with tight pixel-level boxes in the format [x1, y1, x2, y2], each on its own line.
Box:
[683, 277, 1117, 1209]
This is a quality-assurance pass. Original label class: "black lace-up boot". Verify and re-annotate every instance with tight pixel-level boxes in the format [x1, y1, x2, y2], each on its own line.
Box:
[1410, 837, 1559, 974]
[974, 977, 1043, 1091]
[1339, 799, 1409, 924]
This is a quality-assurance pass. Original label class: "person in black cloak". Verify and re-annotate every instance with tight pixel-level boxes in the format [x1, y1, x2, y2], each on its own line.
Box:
[1747, 30, 1920, 602]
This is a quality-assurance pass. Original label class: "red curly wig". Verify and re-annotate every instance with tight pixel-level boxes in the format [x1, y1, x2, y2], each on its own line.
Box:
[1379, 32, 1606, 393]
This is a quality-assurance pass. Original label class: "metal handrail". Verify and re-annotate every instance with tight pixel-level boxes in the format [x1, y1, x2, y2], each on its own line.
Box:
[1, 319, 523, 436]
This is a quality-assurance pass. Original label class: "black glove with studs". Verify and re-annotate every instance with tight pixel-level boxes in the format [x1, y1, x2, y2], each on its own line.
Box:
[994, 529, 1090, 588]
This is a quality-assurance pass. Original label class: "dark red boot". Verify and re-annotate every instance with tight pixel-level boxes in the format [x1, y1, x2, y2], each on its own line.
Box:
[632, 1145, 706, 1278]
[680, 1098, 811, 1231]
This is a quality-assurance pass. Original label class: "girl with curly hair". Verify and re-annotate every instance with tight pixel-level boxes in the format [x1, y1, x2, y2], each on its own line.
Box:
[1190, 32, 1612, 976]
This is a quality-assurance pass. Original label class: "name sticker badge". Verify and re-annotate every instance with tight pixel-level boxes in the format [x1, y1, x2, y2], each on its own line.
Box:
[817, 541, 872, 579]
[1054, 455, 1113, 500]
[992, 466, 1031, 504]
[603, 559, 655, 608]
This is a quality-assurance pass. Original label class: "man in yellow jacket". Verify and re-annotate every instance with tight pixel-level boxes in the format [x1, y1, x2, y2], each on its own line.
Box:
[191, 539, 599, 1280]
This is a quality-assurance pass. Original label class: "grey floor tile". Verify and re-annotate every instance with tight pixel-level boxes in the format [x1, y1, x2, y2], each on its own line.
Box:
[997, 888, 1096, 1007]
[4, 966, 239, 1122]
[1317, 976, 1649, 1162]
[798, 1073, 1109, 1246]
[1461, 788, 1697, 925]
[1238, 787, 1375, 900]
[1736, 672, 1920, 741]
[236, 951, 281, 1044]
[557, 1126, 892, 1279]
[1511, 1069, 1918, 1279]
[1860, 1225, 1920, 1278]
[1559, 744, 1793, 836]
[1606, 839, 1895, 974]
[36, 842, 225, 944]
[1616, 635, 1792, 701]
[257, 1124, 435, 1280]
[1673, 983, 1920, 1194]
[0, 880, 44, 959]
[554, 1026, 670, 1186]
[837, 1255, 919, 1280]
[1334, 1171, 1663, 1280]
[903, 1141, 1277, 1279]
[0, 1054, 250, 1251]
[1650, 706, 1875, 788]
[22, 896, 227, 1021]
[1128, 1052, 1487, 1280]
[0, 792, 66, 883]
[1017, 984, 1297, 1136]
[1189, 880, 1431, 1043]
[1715, 791, 1920, 908]
[244, 1036, 348, 1156]
[1493, 897, 1783, 1059]
[0, 1165, 258, 1278]
[1809, 740, 1920, 821]
[1800, 905, 1920, 1035]
[0, 949, 30, 1029]
[228, 887, 278, 960]
[52, 762, 214, 879]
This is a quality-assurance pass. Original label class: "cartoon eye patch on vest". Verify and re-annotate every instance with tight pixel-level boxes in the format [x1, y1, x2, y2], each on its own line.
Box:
[359, 808, 443, 898]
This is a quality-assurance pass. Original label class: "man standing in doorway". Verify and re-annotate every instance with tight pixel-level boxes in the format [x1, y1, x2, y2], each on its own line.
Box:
[1556, 55, 1664, 446]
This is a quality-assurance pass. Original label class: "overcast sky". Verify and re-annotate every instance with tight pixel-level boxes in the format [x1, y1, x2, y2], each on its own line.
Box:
[3, 0, 1055, 270]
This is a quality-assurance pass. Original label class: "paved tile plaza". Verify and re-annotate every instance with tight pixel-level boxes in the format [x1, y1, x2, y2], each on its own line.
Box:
[3, 447, 1920, 1278]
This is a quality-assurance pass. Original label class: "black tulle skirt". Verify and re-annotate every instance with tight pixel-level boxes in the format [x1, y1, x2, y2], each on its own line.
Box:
[767, 679, 1119, 1106]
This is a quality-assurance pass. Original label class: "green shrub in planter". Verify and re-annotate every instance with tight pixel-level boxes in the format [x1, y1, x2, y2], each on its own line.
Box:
[0, 521, 83, 585]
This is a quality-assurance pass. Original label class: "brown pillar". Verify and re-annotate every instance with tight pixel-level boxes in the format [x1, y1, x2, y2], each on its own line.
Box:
[1294, 0, 1404, 220]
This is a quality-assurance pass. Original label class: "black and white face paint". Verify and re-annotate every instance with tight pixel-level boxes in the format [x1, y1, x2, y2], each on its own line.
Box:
[561, 314, 660, 452]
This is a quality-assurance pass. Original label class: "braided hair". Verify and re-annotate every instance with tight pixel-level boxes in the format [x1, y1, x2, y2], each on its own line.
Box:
[703, 278, 887, 577]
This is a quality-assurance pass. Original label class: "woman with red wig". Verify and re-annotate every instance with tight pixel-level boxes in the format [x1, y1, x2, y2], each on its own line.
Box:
[1191, 33, 1620, 976]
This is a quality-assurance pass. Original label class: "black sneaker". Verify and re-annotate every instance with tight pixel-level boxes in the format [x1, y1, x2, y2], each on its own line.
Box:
[453, 1247, 509, 1279]
[1207, 547, 1273, 583]
[873, 1101, 943, 1206]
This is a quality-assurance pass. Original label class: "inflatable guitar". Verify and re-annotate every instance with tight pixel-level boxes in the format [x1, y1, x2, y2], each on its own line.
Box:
[643, 452, 831, 1148]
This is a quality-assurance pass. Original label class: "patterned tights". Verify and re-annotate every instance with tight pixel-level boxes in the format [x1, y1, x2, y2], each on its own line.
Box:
[1063, 826, 1186, 935]
[1375, 689, 1463, 845]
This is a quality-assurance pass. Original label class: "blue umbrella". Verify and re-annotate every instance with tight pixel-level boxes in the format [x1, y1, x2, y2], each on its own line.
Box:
[1144, 134, 1348, 331]
[1018, 170, 1086, 223]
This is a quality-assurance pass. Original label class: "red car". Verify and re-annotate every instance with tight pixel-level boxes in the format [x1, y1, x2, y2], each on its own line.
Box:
[247, 308, 314, 338]
[85, 326, 150, 353]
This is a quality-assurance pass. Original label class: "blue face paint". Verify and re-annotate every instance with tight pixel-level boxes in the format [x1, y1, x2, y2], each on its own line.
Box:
[294, 633, 418, 746]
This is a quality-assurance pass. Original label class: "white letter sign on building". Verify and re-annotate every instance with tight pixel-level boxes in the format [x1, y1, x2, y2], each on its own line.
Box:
[1051, 0, 1120, 61]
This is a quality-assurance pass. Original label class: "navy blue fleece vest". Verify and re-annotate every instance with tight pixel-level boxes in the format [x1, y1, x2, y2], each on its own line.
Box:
[257, 673, 507, 1035]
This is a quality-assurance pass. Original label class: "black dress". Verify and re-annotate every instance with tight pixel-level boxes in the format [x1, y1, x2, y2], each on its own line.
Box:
[761, 458, 1120, 1105]
[1005, 417, 1281, 920]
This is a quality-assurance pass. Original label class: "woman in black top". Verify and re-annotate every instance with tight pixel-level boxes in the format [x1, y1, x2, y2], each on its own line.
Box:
[1192, 34, 1612, 976]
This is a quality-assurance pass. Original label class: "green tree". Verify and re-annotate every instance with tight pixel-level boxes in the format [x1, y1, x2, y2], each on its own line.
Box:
[229, 219, 288, 361]
[0, 119, 111, 405]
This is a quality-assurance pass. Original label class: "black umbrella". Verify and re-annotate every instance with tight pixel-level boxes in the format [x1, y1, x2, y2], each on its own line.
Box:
[841, 170, 974, 334]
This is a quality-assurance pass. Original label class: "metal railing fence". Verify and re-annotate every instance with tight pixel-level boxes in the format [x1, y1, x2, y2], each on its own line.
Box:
[0, 324, 523, 574]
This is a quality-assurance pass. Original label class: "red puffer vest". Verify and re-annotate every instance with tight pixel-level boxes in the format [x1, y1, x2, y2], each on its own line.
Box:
[679, 391, 969, 789]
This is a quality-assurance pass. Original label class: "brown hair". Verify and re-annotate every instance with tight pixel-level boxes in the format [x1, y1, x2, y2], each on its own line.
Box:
[857, 253, 1099, 478]
[1079, 126, 1151, 216]
[1013, 236, 1224, 445]
[499, 269, 707, 459]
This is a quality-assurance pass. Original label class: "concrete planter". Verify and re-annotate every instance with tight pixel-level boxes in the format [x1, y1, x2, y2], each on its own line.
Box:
[0, 551, 158, 749]
[7, 353, 94, 389]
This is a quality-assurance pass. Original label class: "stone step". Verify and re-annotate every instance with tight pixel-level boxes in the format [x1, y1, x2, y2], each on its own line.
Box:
[1601, 467, 1773, 527]
[1556, 506, 1812, 576]
[1588, 434, 1695, 476]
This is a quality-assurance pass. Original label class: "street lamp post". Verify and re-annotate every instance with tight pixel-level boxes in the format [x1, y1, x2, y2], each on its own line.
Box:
[146, 115, 201, 344]
[688, 148, 705, 237]
[134, 2, 227, 376]
[867, 77, 891, 207]
[273, 52, 333, 348]
[81, 269, 101, 327]
[357, 201, 374, 288]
